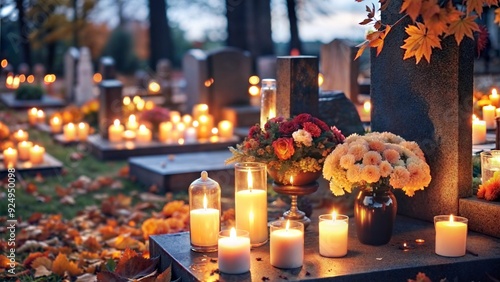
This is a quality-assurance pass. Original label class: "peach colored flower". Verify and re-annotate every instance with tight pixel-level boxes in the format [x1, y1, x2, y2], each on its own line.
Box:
[368, 140, 385, 152]
[361, 165, 381, 183]
[383, 149, 400, 164]
[362, 151, 382, 166]
[272, 138, 295, 160]
[340, 154, 356, 169]
[389, 166, 410, 188]
[379, 161, 393, 177]
[346, 164, 362, 183]
[348, 144, 367, 161]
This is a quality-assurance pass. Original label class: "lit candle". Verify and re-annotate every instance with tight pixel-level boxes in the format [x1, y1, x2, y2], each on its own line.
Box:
[490, 88, 499, 107]
[192, 104, 209, 121]
[159, 121, 173, 143]
[270, 220, 304, 269]
[13, 129, 29, 143]
[27, 107, 38, 125]
[108, 119, 124, 142]
[190, 194, 220, 248]
[218, 120, 233, 139]
[77, 122, 89, 141]
[170, 111, 181, 124]
[184, 127, 197, 143]
[126, 114, 139, 131]
[496, 108, 500, 118]
[182, 114, 193, 127]
[122, 130, 136, 141]
[29, 144, 45, 165]
[482, 105, 496, 129]
[136, 125, 152, 142]
[434, 215, 468, 257]
[218, 228, 251, 274]
[472, 115, 486, 145]
[63, 123, 77, 141]
[196, 114, 213, 140]
[36, 109, 45, 124]
[17, 141, 33, 161]
[235, 168, 268, 246]
[3, 148, 17, 168]
[49, 116, 62, 133]
[319, 211, 349, 257]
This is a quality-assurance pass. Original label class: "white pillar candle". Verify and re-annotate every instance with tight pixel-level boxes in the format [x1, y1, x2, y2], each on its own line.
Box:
[472, 116, 486, 145]
[270, 220, 304, 269]
[235, 171, 268, 245]
[136, 125, 152, 142]
[126, 114, 139, 131]
[190, 194, 220, 248]
[63, 123, 77, 141]
[29, 145, 45, 165]
[182, 114, 193, 127]
[483, 105, 496, 129]
[36, 109, 45, 124]
[184, 127, 197, 143]
[17, 141, 32, 161]
[218, 120, 233, 139]
[3, 148, 17, 168]
[434, 215, 468, 257]
[159, 121, 173, 143]
[77, 122, 89, 141]
[28, 107, 38, 125]
[108, 119, 124, 142]
[13, 129, 29, 143]
[319, 212, 349, 257]
[490, 88, 499, 107]
[218, 228, 251, 274]
[192, 104, 209, 121]
[49, 116, 62, 133]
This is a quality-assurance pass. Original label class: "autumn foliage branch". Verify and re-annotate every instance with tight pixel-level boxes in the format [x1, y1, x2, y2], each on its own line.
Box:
[355, 0, 499, 63]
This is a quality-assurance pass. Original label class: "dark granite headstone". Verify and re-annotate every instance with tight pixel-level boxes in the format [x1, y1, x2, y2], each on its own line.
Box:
[98, 80, 123, 139]
[318, 91, 365, 136]
[276, 56, 319, 118]
[99, 57, 116, 80]
[33, 64, 45, 86]
[320, 39, 360, 104]
[64, 47, 79, 103]
[182, 49, 209, 114]
[371, 0, 474, 221]
[257, 55, 277, 79]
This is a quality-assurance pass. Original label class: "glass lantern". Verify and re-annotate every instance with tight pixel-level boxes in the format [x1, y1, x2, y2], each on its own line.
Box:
[234, 162, 268, 246]
[260, 78, 276, 128]
[189, 171, 221, 252]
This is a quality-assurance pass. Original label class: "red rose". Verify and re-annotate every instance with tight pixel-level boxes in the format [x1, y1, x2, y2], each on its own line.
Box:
[303, 122, 321, 137]
[279, 121, 299, 136]
[272, 138, 295, 160]
[312, 117, 330, 132]
[265, 117, 285, 130]
[293, 113, 312, 124]
[248, 125, 261, 139]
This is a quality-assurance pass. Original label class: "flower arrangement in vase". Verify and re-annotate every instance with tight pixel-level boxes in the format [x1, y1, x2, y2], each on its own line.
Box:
[226, 113, 344, 185]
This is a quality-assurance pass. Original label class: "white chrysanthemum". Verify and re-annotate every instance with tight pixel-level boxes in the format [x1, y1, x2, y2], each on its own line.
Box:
[292, 129, 313, 146]
[339, 154, 356, 169]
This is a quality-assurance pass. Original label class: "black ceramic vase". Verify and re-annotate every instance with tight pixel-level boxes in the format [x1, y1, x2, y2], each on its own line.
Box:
[354, 187, 397, 246]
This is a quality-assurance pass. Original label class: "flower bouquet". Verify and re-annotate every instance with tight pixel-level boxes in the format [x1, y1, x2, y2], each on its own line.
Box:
[226, 113, 345, 185]
[322, 131, 432, 196]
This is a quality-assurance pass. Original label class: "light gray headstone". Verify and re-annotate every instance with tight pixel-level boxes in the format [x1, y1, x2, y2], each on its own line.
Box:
[64, 47, 79, 103]
[75, 47, 94, 106]
[182, 49, 209, 114]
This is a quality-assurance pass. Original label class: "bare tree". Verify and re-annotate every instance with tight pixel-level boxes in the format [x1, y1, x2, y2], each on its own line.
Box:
[148, 0, 174, 70]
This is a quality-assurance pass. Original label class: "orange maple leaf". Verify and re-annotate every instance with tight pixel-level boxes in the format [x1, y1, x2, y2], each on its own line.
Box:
[400, 0, 422, 22]
[355, 41, 369, 60]
[466, 0, 485, 15]
[447, 15, 479, 44]
[495, 8, 500, 25]
[401, 22, 442, 63]
[52, 253, 82, 277]
[367, 26, 392, 56]
[420, 0, 440, 23]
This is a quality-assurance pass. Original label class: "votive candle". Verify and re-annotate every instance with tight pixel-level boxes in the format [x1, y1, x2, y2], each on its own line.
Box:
[29, 144, 45, 165]
[13, 129, 29, 143]
[17, 141, 32, 161]
[28, 107, 38, 125]
[218, 228, 251, 274]
[218, 120, 233, 139]
[77, 122, 89, 141]
[36, 109, 45, 124]
[136, 125, 152, 142]
[49, 116, 62, 133]
[270, 220, 304, 269]
[319, 212, 349, 257]
[434, 215, 468, 257]
[63, 123, 77, 141]
[190, 194, 220, 249]
[108, 119, 124, 142]
[3, 147, 17, 168]
[472, 116, 486, 145]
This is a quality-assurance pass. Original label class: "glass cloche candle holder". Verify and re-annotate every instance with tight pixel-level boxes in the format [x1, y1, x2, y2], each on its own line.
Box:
[189, 171, 221, 252]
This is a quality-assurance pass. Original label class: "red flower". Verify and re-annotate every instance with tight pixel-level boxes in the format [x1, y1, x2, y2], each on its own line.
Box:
[272, 138, 295, 160]
[331, 126, 346, 143]
[265, 117, 285, 130]
[312, 117, 330, 132]
[293, 113, 312, 124]
[279, 121, 299, 136]
[303, 122, 321, 137]
[248, 125, 261, 139]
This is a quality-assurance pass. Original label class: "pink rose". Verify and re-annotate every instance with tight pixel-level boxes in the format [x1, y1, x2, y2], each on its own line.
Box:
[272, 138, 295, 160]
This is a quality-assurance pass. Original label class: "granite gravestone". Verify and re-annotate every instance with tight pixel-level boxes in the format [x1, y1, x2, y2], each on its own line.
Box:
[320, 39, 360, 104]
[371, 0, 473, 221]
[276, 56, 319, 118]
[318, 91, 365, 136]
[182, 49, 209, 114]
[99, 57, 116, 80]
[75, 47, 94, 106]
[33, 64, 45, 86]
[64, 47, 79, 103]
[156, 59, 174, 108]
[98, 80, 123, 140]
[257, 55, 277, 79]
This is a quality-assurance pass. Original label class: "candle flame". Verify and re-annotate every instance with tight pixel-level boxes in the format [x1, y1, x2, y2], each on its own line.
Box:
[318, 73, 324, 87]
[123, 96, 131, 106]
[6, 147, 14, 153]
[203, 194, 208, 209]
[493, 88, 498, 96]
[27, 75, 34, 83]
[129, 114, 136, 122]
[53, 116, 60, 123]
[178, 138, 185, 145]
[403, 242, 407, 248]
[363, 101, 371, 113]
[139, 124, 147, 131]
[37, 109, 44, 117]
[230, 227, 236, 238]
[30, 107, 38, 115]
[78, 122, 86, 129]
[249, 75, 260, 85]
[17, 129, 23, 135]
[332, 211, 337, 222]
[285, 220, 290, 231]
[114, 119, 120, 127]
[249, 85, 260, 96]
[247, 170, 253, 190]
[449, 214, 454, 223]
[211, 127, 218, 135]
[290, 176, 294, 186]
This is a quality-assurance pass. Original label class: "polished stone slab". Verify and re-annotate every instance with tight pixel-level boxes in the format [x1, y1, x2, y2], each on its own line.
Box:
[129, 150, 235, 193]
[0, 92, 65, 109]
[88, 135, 239, 160]
[0, 153, 62, 178]
[150, 212, 500, 282]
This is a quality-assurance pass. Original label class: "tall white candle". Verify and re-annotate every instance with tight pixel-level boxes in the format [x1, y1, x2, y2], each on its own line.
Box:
[218, 120, 233, 139]
[319, 212, 349, 257]
[483, 105, 496, 129]
[218, 228, 251, 274]
[435, 215, 468, 257]
[270, 220, 304, 269]
[235, 170, 268, 245]
[472, 116, 486, 145]
[190, 194, 220, 248]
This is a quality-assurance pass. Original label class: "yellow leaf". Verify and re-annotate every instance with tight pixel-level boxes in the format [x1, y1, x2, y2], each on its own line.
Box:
[447, 15, 479, 44]
[400, 0, 422, 22]
[52, 253, 83, 277]
[401, 22, 442, 63]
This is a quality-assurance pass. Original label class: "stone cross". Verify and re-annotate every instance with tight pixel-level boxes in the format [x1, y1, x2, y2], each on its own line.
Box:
[75, 47, 94, 106]
[64, 47, 79, 103]
[98, 80, 123, 139]
[371, 0, 473, 222]
[276, 56, 319, 118]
